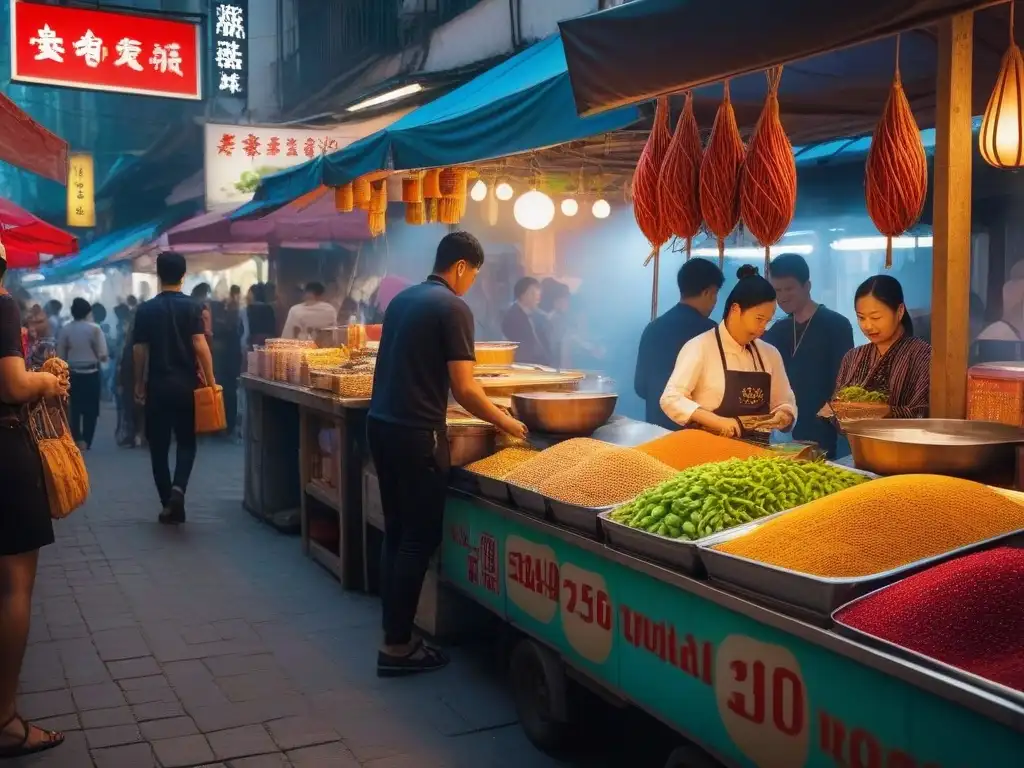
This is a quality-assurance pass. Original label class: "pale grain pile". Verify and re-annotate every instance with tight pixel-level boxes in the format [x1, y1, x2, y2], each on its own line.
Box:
[504, 438, 612, 490]
[537, 446, 677, 507]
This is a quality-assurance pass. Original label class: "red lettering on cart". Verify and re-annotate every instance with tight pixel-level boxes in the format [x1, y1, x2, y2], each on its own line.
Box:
[772, 667, 804, 736]
[728, 659, 766, 724]
[818, 711, 943, 768]
[561, 577, 613, 630]
[618, 605, 713, 684]
[449, 524, 470, 548]
[507, 550, 559, 601]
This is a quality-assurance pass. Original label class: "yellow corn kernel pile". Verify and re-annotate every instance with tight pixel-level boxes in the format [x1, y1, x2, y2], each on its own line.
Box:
[464, 447, 539, 479]
[504, 438, 611, 490]
[714, 474, 1024, 577]
[537, 446, 677, 508]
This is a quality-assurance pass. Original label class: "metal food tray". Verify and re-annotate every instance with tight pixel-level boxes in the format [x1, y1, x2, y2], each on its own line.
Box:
[598, 511, 706, 575]
[548, 500, 613, 539]
[507, 484, 549, 519]
[698, 515, 1024, 623]
[448, 467, 479, 495]
[831, 533, 1024, 706]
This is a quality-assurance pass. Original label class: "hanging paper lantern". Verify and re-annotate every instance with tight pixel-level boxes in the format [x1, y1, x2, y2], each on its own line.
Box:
[439, 168, 459, 196]
[369, 180, 388, 214]
[980, 4, 1024, 169]
[633, 96, 672, 253]
[740, 67, 797, 272]
[423, 169, 442, 199]
[405, 202, 426, 225]
[353, 176, 372, 209]
[439, 168, 468, 224]
[369, 211, 386, 237]
[401, 175, 423, 203]
[658, 91, 703, 259]
[700, 81, 745, 267]
[334, 183, 354, 213]
[865, 37, 927, 269]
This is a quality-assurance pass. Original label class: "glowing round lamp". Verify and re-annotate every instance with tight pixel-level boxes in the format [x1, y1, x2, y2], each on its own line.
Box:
[592, 199, 611, 219]
[513, 190, 555, 231]
[980, 41, 1024, 168]
[495, 181, 514, 201]
[560, 198, 579, 217]
[470, 180, 488, 202]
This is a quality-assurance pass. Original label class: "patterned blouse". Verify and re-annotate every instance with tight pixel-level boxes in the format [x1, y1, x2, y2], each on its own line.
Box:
[834, 335, 931, 418]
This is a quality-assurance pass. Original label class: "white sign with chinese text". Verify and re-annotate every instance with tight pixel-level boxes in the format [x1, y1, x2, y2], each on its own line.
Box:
[203, 111, 411, 211]
[211, 0, 247, 98]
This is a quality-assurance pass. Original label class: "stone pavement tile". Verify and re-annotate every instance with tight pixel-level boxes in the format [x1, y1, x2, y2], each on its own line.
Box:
[188, 693, 308, 733]
[132, 700, 186, 722]
[48, 622, 90, 641]
[92, 741, 159, 768]
[118, 673, 168, 691]
[17, 689, 76, 720]
[17, 671, 66, 695]
[183, 624, 223, 645]
[207, 725, 279, 761]
[81, 706, 135, 728]
[72, 682, 127, 710]
[92, 627, 151, 662]
[229, 755, 291, 768]
[163, 659, 216, 685]
[204, 653, 278, 678]
[124, 684, 179, 706]
[216, 671, 295, 704]
[85, 723, 144, 749]
[107, 656, 161, 680]
[152, 734, 217, 767]
[286, 742, 360, 767]
[265, 715, 340, 751]
[35, 713, 81, 733]
[140, 715, 199, 741]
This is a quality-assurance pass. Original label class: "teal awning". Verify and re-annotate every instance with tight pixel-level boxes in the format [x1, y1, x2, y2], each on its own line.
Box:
[234, 34, 640, 219]
[40, 219, 164, 283]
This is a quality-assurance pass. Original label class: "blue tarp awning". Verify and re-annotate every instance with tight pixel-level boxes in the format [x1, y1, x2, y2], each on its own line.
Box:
[234, 34, 640, 219]
[41, 219, 165, 283]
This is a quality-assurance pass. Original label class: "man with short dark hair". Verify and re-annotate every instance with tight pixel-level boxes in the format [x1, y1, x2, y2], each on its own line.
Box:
[501, 276, 552, 366]
[133, 252, 216, 524]
[281, 281, 337, 340]
[764, 253, 854, 457]
[634, 258, 724, 430]
[368, 231, 526, 678]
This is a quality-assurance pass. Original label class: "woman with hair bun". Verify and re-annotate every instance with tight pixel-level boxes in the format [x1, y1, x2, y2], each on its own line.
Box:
[660, 265, 797, 442]
[830, 275, 931, 419]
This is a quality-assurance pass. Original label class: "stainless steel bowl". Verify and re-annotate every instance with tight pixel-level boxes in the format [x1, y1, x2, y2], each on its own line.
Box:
[844, 418, 1024, 477]
[511, 391, 617, 435]
[447, 422, 496, 467]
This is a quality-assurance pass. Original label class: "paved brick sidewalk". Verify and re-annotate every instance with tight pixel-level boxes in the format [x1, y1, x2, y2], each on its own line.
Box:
[10, 420, 567, 768]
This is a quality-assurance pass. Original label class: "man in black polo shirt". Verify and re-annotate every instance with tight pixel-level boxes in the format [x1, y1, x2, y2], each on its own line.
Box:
[369, 231, 526, 677]
[133, 252, 216, 524]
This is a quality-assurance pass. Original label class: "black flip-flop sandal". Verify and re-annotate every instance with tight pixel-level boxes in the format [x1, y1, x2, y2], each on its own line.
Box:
[0, 713, 64, 760]
[377, 639, 449, 678]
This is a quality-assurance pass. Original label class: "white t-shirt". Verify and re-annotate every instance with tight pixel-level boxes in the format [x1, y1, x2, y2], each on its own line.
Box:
[282, 301, 337, 340]
[660, 323, 797, 427]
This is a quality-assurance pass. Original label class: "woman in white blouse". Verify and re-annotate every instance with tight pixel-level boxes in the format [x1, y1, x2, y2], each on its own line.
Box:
[660, 265, 797, 442]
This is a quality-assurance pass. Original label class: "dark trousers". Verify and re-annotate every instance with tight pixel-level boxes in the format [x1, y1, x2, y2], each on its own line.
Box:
[367, 417, 449, 646]
[69, 370, 101, 448]
[222, 376, 239, 435]
[145, 385, 197, 506]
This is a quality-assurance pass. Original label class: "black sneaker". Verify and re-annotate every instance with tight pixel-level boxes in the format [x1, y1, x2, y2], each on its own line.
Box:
[158, 489, 186, 525]
[377, 641, 449, 678]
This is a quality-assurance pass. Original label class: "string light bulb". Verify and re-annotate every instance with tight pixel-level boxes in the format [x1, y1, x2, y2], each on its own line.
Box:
[980, 2, 1024, 168]
[560, 198, 579, 216]
[513, 190, 555, 230]
[495, 180, 514, 201]
[470, 179, 488, 202]
[592, 199, 611, 219]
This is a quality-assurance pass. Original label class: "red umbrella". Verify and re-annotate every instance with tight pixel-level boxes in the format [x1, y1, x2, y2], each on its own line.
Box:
[0, 197, 78, 268]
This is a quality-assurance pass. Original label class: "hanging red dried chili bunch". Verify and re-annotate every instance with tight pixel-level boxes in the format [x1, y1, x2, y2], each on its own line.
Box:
[865, 36, 927, 269]
[633, 97, 672, 256]
[658, 91, 703, 258]
[740, 67, 797, 272]
[700, 82, 745, 266]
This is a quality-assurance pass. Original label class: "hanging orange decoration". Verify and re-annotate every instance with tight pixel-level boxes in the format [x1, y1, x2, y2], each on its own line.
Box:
[352, 176, 372, 209]
[423, 169, 442, 199]
[700, 81, 745, 267]
[740, 67, 797, 273]
[369, 180, 388, 214]
[401, 175, 423, 203]
[334, 183, 354, 213]
[658, 91, 703, 259]
[865, 36, 927, 269]
[633, 97, 672, 256]
[439, 168, 467, 224]
[979, 2, 1024, 168]
[439, 168, 459, 196]
[405, 202, 426, 225]
[369, 211, 386, 237]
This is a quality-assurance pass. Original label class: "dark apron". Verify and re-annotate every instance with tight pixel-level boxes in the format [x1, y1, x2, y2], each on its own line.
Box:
[712, 327, 773, 444]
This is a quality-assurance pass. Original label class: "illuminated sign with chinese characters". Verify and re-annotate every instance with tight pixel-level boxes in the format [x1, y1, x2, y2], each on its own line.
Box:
[67, 153, 95, 228]
[211, 0, 248, 98]
[9, 0, 201, 100]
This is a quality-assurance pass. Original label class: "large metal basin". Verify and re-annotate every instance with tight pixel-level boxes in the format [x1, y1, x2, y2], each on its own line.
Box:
[844, 418, 1024, 477]
[512, 391, 617, 435]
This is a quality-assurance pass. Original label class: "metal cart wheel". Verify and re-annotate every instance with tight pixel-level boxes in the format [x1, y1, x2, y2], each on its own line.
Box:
[663, 744, 724, 768]
[509, 638, 573, 753]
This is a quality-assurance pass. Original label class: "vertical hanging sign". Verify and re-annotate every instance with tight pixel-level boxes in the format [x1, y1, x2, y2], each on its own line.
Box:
[211, 0, 248, 100]
[67, 153, 95, 227]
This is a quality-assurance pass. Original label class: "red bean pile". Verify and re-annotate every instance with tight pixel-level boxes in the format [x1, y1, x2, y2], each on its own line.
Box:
[836, 546, 1024, 693]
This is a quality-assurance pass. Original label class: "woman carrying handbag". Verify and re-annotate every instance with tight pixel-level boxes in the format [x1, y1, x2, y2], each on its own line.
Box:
[0, 245, 68, 760]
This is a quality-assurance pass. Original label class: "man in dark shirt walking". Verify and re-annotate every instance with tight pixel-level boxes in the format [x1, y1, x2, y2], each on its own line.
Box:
[368, 232, 526, 677]
[764, 253, 854, 458]
[634, 258, 724, 430]
[133, 252, 217, 524]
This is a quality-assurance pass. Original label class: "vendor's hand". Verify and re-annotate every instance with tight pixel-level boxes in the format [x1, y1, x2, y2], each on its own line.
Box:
[39, 372, 68, 399]
[708, 414, 742, 438]
[499, 415, 529, 441]
[766, 410, 795, 431]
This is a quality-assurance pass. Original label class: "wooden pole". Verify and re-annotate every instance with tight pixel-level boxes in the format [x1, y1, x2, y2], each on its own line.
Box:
[930, 12, 974, 419]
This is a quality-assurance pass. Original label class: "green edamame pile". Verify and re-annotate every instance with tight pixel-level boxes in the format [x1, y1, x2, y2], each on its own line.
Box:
[609, 456, 868, 541]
